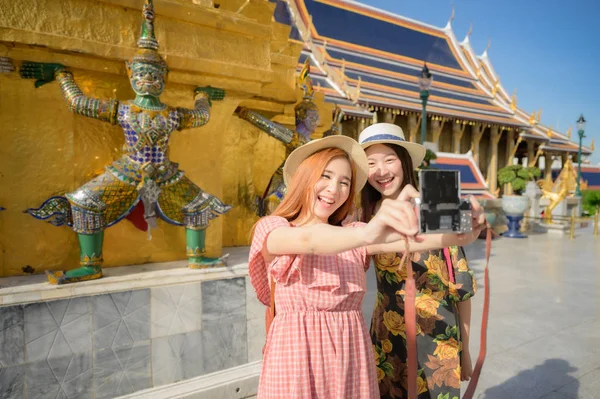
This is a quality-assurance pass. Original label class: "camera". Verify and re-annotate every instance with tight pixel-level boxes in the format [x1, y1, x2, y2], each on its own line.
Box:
[414, 170, 473, 234]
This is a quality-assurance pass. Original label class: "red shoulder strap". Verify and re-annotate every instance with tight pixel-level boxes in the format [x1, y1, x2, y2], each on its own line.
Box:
[463, 226, 492, 399]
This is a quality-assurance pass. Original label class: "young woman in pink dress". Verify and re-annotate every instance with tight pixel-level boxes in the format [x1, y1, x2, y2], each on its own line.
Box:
[248, 135, 485, 399]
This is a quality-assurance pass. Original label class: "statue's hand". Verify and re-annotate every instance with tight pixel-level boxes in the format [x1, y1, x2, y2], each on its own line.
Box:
[195, 86, 226, 102]
[19, 61, 66, 88]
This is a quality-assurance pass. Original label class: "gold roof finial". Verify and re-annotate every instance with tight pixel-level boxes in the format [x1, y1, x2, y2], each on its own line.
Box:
[567, 126, 572, 139]
[537, 109, 542, 123]
[350, 76, 361, 104]
[485, 37, 492, 53]
[510, 89, 517, 112]
[547, 127, 553, 138]
[492, 79, 499, 97]
[591, 139, 595, 151]
[528, 111, 537, 125]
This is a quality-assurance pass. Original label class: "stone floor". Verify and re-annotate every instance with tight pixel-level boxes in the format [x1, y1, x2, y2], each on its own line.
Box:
[361, 227, 600, 399]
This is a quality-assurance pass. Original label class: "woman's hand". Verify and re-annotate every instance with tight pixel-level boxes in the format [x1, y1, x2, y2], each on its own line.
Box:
[363, 187, 421, 243]
[469, 196, 486, 232]
[454, 196, 486, 246]
[461, 350, 473, 381]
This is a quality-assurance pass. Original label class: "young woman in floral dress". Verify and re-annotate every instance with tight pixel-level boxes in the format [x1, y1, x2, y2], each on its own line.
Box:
[248, 135, 484, 399]
[359, 123, 479, 399]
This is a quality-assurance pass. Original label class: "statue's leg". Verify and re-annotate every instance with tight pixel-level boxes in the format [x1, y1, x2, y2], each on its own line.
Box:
[186, 228, 227, 268]
[46, 170, 138, 285]
[158, 176, 231, 269]
[46, 231, 104, 284]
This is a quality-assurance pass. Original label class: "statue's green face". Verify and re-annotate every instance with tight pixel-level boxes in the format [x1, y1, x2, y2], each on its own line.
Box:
[128, 62, 166, 97]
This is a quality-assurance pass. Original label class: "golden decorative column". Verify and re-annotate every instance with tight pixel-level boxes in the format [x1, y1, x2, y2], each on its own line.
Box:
[506, 129, 515, 165]
[358, 118, 367, 134]
[383, 111, 396, 124]
[407, 113, 421, 143]
[527, 140, 535, 166]
[432, 119, 446, 147]
[487, 126, 502, 195]
[471, 122, 485, 164]
[452, 121, 467, 154]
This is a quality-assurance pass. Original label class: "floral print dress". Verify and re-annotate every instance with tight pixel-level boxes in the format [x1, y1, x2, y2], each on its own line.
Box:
[370, 246, 477, 399]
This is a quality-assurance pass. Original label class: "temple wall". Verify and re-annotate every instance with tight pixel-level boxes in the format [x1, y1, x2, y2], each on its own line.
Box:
[0, 0, 332, 277]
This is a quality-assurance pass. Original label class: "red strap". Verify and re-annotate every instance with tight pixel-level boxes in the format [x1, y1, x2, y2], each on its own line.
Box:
[442, 247, 456, 284]
[399, 237, 418, 398]
[463, 226, 492, 399]
[403, 226, 492, 399]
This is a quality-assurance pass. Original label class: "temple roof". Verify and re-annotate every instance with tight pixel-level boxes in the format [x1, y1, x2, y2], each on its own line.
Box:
[273, 0, 593, 155]
[581, 165, 600, 190]
[279, 0, 525, 127]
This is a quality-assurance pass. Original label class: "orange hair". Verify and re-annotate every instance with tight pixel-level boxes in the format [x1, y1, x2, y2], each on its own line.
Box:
[257, 148, 357, 231]
[274, 147, 356, 226]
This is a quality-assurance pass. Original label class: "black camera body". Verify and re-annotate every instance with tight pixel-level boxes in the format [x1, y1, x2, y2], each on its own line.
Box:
[415, 170, 473, 234]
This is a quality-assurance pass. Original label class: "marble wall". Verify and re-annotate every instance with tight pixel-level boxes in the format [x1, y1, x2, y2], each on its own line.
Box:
[0, 276, 265, 399]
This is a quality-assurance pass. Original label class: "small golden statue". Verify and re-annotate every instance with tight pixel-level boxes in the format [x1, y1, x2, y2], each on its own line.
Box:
[538, 159, 580, 223]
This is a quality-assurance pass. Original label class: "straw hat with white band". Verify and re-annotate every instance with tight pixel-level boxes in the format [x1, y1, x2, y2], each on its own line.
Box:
[358, 123, 426, 170]
[283, 135, 368, 192]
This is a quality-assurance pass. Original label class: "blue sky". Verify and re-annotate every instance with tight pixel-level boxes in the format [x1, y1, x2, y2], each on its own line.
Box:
[360, 0, 600, 163]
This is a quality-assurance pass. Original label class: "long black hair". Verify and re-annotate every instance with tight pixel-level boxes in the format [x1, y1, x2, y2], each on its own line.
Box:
[360, 143, 417, 222]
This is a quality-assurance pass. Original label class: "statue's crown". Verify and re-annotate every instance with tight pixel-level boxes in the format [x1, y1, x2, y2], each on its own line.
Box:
[132, 0, 167, 69]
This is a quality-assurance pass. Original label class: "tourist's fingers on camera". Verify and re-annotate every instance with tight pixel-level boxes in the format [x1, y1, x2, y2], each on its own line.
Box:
[469, 195, 482, 211]
[380, 206, 417, 236]
[394, 203, 419, 235]
[398, 184, 419, 202]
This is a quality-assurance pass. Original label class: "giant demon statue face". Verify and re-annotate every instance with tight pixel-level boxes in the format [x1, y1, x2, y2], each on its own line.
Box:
[127, 61, 167, 97]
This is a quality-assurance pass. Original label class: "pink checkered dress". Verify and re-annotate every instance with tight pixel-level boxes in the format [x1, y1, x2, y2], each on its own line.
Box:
[249, 216, 379, 399]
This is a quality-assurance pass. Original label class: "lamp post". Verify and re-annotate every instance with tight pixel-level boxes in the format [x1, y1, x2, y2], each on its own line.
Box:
[576, 114, 586, 197]
[418, 63, 433, 144]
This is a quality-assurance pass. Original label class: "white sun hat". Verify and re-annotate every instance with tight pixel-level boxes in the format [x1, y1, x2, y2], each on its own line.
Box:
[358, 123, 427, 169]
[283, 135, 368, 191]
